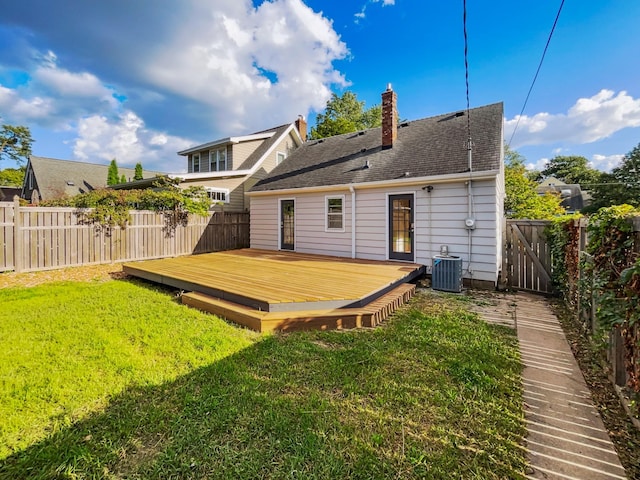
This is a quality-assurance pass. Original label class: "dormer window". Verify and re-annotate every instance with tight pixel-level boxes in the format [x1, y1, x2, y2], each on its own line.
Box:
[209, 147, 228, 172]
[276, 151, 286, 166]
[191, 153, 201, 173]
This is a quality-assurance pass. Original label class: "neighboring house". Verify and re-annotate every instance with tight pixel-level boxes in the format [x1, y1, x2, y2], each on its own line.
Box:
[249, 87, 505, 287]
[537, 176, 588, 213]
[172, 118, 306, 212]
[0, 186, 21, 202]
[21, 156, 161, 203]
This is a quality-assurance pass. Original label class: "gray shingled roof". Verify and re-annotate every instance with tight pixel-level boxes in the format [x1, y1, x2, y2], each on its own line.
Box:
[27, 156, 162, 200]
[251, 103, 503, 192]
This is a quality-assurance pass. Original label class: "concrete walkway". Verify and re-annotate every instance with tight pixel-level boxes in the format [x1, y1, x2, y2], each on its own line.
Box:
[471, 292, 627, 480]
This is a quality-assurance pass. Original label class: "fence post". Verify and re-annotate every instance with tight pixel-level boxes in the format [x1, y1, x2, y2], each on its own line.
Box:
[12, 196, 23, 273]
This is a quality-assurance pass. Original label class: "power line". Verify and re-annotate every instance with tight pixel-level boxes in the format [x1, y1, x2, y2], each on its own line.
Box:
[507, 0, 566, 147]
[462, 0, 471, 143]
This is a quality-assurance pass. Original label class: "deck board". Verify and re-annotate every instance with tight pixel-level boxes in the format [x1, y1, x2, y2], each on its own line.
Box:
[124, 249, 423, 330]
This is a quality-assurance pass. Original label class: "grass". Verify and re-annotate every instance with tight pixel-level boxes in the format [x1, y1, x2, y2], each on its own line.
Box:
[0, 282, 526, 479]
[0, 279, 258, 459]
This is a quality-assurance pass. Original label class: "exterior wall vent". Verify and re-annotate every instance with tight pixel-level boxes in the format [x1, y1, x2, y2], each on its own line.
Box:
[432, 256, 463, 293]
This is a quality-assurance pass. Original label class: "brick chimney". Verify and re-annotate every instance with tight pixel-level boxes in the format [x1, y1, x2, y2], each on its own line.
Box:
[295, 115, 307, 142]
[381, 84, 397, 149]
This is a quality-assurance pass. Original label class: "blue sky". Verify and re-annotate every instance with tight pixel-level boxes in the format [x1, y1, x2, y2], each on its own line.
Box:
[0, 0, 638, 174]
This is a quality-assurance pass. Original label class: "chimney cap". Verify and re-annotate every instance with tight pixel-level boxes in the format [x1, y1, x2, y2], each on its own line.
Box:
[386, 83, 393, 91]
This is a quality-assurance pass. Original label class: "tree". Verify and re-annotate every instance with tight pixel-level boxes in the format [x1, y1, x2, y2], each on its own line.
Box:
[120, 174, 127, 184]
[107, 159, 120, 186]
[587, 142, 640, 211]
[541, 155, 601, 190]
[504, 146, 565, 219]
[309, 91, 382, 140]
[1, 124, 33, 166]
[0, 166, 25, 186]
[134, 163, 143, 181]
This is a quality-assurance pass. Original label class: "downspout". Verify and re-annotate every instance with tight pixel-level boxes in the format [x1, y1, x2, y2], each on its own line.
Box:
[350, 185, 356, 259]
[467, 137, 474, 280]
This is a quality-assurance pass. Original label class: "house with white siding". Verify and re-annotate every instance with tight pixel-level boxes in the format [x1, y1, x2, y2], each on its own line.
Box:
[173, 119, 306, 212]
[248, 87, 505, 287]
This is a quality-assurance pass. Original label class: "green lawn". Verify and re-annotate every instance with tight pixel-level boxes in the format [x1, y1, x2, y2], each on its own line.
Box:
[0, 280, 526, 479]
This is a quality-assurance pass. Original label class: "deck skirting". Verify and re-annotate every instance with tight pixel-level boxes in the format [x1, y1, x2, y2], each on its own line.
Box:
[182, 283, 416, 332]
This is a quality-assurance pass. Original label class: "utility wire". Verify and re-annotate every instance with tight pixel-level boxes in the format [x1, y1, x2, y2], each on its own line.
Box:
[462, 0, 471, 143]
[507, 0, 566, 147]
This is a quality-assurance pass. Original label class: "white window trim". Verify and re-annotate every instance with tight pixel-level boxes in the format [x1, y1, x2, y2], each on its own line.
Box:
[191, 153, 201, 173]
[205, 187, 229, 205]
[276, 151, 286, 166]
[278, 197, 296, 251]
[325, 194, 345, 232]
[209, 147, 228, 172]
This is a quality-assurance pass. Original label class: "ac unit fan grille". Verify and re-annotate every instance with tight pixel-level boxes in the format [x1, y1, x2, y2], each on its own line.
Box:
[432, 256, 463, 293]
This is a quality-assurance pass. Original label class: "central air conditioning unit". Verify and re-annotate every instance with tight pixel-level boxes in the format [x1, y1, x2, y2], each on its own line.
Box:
[432, 255, 463, 293]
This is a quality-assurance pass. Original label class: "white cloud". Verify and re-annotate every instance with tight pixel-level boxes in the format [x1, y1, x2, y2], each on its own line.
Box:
[526, 158, 549, 172]
[506, 90, 640, 148]
[0, 0, 352, 171]
[355, 0, 395, 23]
[33, 57, 116, 105]
[591, 154, 624, 172]
[0, 54, 119, 128]
[147, 0, 348, 132]
[0, 85, 54, 121]
[73, 111, 192, 173]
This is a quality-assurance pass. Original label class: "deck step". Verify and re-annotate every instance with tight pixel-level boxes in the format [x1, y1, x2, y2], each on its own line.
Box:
[182, 283, 416, 332]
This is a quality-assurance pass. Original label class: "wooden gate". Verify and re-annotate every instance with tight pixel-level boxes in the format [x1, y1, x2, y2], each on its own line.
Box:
[504, 220, 553, 294]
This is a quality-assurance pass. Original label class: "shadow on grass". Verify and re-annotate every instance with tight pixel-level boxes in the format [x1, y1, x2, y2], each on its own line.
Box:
[0, 295, 526, 480]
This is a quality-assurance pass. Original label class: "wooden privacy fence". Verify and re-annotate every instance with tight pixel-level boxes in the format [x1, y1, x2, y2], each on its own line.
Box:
[505, 217, 640, 392]
[0, 199, 249, 273]
[504, 220, 553, 294]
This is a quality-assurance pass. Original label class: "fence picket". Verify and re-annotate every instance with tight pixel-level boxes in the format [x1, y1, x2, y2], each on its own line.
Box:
[0, 203, 249, 273]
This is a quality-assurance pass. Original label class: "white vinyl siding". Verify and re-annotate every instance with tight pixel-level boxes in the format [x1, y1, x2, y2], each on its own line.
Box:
[250, 196, 279, 250]
[250, 176, 501, 284]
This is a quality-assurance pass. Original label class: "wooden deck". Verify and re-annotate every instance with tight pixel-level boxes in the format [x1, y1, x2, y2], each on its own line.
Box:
[123, 249, 423, 332]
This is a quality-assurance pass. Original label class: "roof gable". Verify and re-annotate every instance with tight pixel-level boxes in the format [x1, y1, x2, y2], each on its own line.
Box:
[252, 103, 503, 192]
[173, 123, 301, 181]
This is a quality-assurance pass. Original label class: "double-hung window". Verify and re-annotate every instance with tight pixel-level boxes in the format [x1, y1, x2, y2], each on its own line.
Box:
[191, 153, 200, 173]
[326, 195, 344, 231]
[209, 147, 228, 172]
[205, 187, 229, 205]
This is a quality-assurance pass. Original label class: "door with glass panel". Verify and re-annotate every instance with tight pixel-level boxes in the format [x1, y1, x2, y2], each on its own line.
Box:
[280, 199, 295, 250]
[388, 194, 414, 261]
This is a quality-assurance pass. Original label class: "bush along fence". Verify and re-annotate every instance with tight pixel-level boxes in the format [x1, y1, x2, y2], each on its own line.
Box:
[0, 197, 249, 273]
[545, 205, 640, 421]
